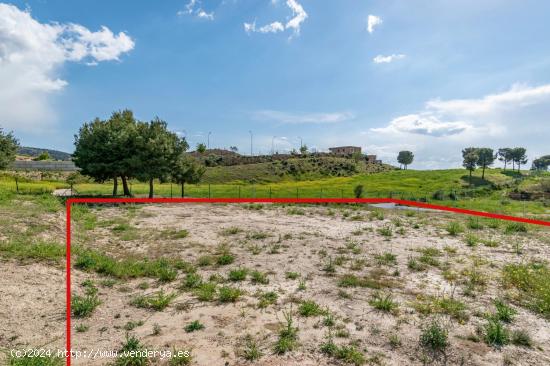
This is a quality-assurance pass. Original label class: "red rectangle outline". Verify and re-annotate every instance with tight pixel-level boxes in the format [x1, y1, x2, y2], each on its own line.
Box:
[64, 197, 550, 365]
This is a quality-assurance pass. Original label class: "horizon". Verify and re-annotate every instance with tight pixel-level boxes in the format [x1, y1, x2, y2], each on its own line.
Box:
[1, 1, 550, 169]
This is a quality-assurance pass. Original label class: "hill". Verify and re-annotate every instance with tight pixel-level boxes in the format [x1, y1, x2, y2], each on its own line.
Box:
[201, 156, 394, 184]
[17, 146, 72, 161]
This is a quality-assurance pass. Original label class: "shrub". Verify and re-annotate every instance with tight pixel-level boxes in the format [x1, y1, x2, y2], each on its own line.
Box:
[131, 291, 176, 311]
[369, 293, 398, 313]
[493, 299, 516, 323]
[184, 320, 205, 333]
[250, 270, 269, 285]
[511, 329, 532, 348]
[446, 221, 463, 236]
[216, 253, 235, 266]
[353, 185, 364, 198]
[114, 335, 148, 366]
[194, 282, 217, 302]
[72, 293, 100, 318]
[483, 319, 509, 347]
[502, 262, 550, 318]
[419, 321, 448, 352]
[274, 308, 298, 354]
[228, 267, 248, 282]
[218, 286, 242, 303]
[298, 300, 325, 317]
[504, 222, 528, 234]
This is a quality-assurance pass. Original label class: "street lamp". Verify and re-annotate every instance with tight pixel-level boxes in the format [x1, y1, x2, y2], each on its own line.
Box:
[249, 130, 253, 156]
[298, 136, 303, 149]
[207, 131, 212, 150]
[272, 136, 276, 155]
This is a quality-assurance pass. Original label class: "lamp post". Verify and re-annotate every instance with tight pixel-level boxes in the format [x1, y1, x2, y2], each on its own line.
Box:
[249, 130, 253, 156]
[207, 131, 211, 150]
[298, 136, 303, 149]
[272, 136, 276, 155]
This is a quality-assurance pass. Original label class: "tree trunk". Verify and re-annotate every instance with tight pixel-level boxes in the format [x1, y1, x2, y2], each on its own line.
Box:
[181, 182, 185, 198]
[469, 170, 472, 186]
[149, 178, 154, 198]
[121, 176, 131, 196]
[112, 176, 118, 196]
[512, 161, 515, 171]
[482, 165, 486, 180]
[518, 163, 521, 173]
[504, 160, 507, 171]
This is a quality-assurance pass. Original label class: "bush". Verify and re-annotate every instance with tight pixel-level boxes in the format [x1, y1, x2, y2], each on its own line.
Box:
[298, 300, 325, 317]
[353, 185, 364, 198]
[445, 221, 463, 236]
[419, 321, 448, 352]
[483, 319, 509, 347]
[72, 293, 100, 318]
[184, 320, 205, 333]
[131, 291, 176, 311]
[218, 286, 242, 303]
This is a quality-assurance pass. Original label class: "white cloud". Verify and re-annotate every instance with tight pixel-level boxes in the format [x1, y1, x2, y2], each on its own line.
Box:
[367, 15, 382, 34]
[0, 3, 134, 132]
[178, 0, 214, 20]
[373, 54, 406, 64]
[244, 0, 308, 37]
[368, 84, 550, 168]
[252, 110, 354, 124]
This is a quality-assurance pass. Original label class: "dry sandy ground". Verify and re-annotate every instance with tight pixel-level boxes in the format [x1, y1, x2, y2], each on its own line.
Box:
[1, 203, 549, 366]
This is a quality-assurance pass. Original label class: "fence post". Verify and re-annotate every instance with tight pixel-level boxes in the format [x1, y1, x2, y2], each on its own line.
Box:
[269, 186, 272, 199]
[15, 176, 19, 194]
[170, 183, 173, 198]
[296, 187, 299, 199]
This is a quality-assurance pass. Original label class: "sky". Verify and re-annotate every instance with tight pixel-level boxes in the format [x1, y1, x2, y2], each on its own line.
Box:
[1, 0, 550, 169]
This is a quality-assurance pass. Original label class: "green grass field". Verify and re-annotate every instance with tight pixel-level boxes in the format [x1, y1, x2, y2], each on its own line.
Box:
[1, 168, 549, 217]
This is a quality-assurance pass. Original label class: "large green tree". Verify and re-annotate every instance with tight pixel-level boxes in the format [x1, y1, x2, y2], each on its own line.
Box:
[476, 148, 495, 180]
[135, 118, 188, 198]
[0, 128, 19, 170]
[511, 147, 528, 172]
[73, 110, 137, 196]
[397, 151, 414, 170]
[171, 155, 205, 197]
[532, 155, 550, 171]
[462, 148, 478, 186]
[497, 148, 513, 171]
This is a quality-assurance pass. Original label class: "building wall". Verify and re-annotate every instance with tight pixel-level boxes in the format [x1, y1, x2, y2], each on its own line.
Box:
[329, 146, 362, 155]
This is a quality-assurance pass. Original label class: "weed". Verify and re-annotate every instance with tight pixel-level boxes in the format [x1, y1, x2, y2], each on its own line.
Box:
[169, 349, 192, 366]
[483, 319, 509, 347]
[9, 354, 63, 366]
[131, 291, 176, 311]
[446, 221, 463, 236]
[502, 262, 550, 318]
[369, 210, 385, 221]
[250, 270, 269, 284]
[75, 324, 89, 333]
[369, 292, 398, 313]
[323, 257, 336, 274]
[320, 332, 365, 365]
[287, 207, 306, 215]
[493, 299, 516, 323]
[242, 335, 263, 361]
[419, 321, 448, 352]
[221, 226, 242, 236]
[184, 320, 205, 333]
[375, 252, 397, 266]
[504, 222, 528, 234]
[72, 293, 100, 318]
[196, 255, 214, 267]
[228, 267, 248, 282]
[285, 271, 300, 280]
[464, 233, 479, 247]
[511, 329, 532, 348]
[114, 335, 148, 366]
[467, 217, 484, 230]
[377, 225, 393, 238]
[298, 300, 325, 317]
[161, 229, 189, 239]
[322, 312, 336, 327]
[389, 334, 402, 348]
[257, 291, 278, 308]
[274, 307, 298, 354]
[194, 282, 217, 302]
[407, 257, 427, 272]
[216, 253, 235, 266]
[298, 280, 307, 291]
[124, 320, 144, 331]
[218, 286, 243, 303]
[180, 273, 202, 290]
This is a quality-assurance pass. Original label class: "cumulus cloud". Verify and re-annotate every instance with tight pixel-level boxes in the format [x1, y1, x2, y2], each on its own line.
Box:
[368, 84, 550, 168]
[252, 110, 354, 124]
[373, 54, 406, 64]
[178, 0, 214, 20]
[244, 0, 308, 37]
[0, 4, 134, 132]
[367, 15, 382, 34]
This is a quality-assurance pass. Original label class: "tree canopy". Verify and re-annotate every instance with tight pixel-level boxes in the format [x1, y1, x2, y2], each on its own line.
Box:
[397, 151, 414, 169]
[0, 128, 19, 170]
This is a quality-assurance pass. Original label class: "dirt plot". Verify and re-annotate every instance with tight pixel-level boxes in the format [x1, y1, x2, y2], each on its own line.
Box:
[2, 203, 550, 365]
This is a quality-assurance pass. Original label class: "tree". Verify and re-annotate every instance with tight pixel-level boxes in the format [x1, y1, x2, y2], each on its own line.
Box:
[171, 155, 205, 197]
[300, 144, 308, 155]
[476, 148, 495, 180]
[532, 155, 550, 171]
[462, 148, 478, 186]
[196, 143, 207, 154]
[229, 146, 238, 153]
[353, 185, 364, 198]
[397, 151, 414, 170]
[497, 148, 513, 171]
[134, 118, 188, 198]
[0, 128, 19, 170]
[511, 147, 528, 172]
[33, 151, 50, 161]
[73, 110, 137, 196]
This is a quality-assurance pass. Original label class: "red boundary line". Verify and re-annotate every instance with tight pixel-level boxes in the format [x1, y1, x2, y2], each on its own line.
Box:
[64, 197, 550, 365]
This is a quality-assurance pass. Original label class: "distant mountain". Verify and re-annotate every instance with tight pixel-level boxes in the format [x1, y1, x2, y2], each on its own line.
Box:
[17, 146, 72, 161]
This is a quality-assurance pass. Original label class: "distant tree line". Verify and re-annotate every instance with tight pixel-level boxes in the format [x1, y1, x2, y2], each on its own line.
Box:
[73, 110, 204, 198]
[0, 128, 19, 170]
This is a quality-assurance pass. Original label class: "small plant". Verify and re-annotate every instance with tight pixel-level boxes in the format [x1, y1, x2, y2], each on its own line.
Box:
[388, 334, 402, 348]
[483, 319, 509, 347]
[181, 273, 202, 290]
[464, 233, 479, 247]
[377, 225, 393, 238]
[322, 312, 336, 327]
[250, 270, 269, 284]
[467, 217, 484, 230]
[184, 320, 205, 333]
[194, 282, 217, 302]
[9, 353, 63, 366]
[323, 257, 336, 273]
[131, 291, 176, 311]
[320, 332, 365, 366]
[446, 221, 463, 236]
[369, 292, 398, 313]
[196, 255, 214, 267]
[169, 349, 192, 366]
[228, 267, 248, 282]
[221, 226, 242, 236]
[493, 299, 516, 323]
[419, 321, 448, 352]
[407, 257, 426, 272]
[375, 252, 397, 266]
[285, 271, 300, 280]
[511, 329, 532, 348]
[218, 286, 243, 303]
[504, 222, 528, 234]
[353, 185, 364, 198]
[72, 293, 101, 318]
[369, 210, 385, 220]
[298, 300, 325, 317]
[257, 291, 278, 308]
[298, 279, 307, 291]
[114, 335, 148, 366]
[274, 307, 298, 354]
[75, 324, 89, 333]
[242, 335, 263, 361]
[216, 252, 235, 266]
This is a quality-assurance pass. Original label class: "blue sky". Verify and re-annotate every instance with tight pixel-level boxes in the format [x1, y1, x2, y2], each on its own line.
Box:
[1, 0, 550, 168]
